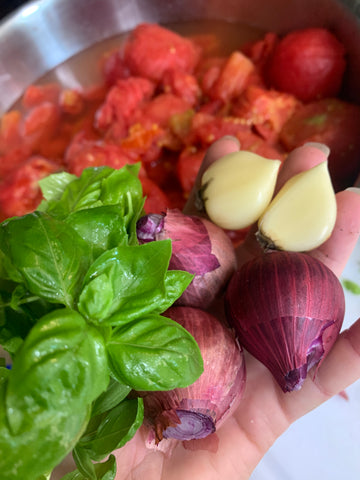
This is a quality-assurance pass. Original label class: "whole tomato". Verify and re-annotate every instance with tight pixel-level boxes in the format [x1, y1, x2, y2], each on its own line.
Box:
[266, 28, 346, 102]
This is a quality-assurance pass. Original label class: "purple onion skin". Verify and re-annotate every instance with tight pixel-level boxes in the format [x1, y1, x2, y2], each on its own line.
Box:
[137, 209, 237, 309]
[141, 306, 246, 443]
[225, 251, 345, 392]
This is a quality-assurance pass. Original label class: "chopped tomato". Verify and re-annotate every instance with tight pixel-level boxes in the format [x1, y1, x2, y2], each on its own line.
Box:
[141, 177, 169, 214]
[119, 122, 166, 164]
[95, 77, 155, 132]
[65, 136, 135, 176]
[134, 93, 193, 128]
[161, 70, 201, 106]
[23, 102, 60, 152]
[0, 156, 59, 220]
[22, 83, 60, 108]
[189, 112, 252, 147]
[232, 85, 300, 143]
[241, 32, 278, 73]
[266, 28, 346, 102]
[209, 51, 255, 103]
[176, 147, 206, 195]
[280, 98, 360, 190]
[100, 48, 130, 87]
[0, 110, 22, 154]
[59, 89, 85, 116]
[123, 23, 201, 82]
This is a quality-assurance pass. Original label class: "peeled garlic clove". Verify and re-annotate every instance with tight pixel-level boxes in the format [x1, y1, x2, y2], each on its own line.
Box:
[200, 151, 281, 230]
[257, 161, 337, 252]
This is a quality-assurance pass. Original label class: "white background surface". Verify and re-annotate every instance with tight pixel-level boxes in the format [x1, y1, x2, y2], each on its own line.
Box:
[251, 240, 360, 480]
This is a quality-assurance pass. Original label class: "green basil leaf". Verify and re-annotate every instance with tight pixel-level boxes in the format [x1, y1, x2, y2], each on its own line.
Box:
[0, 230, 24, 283]
[6, 308, 109, 434]
[60, 455, 116, 480]
[0, 309, 109, 480]
[1, 212, 91, 307]
[0, 306, 36, 356]
[91, 378, 131, 417]
[78, 397, 143, 462]
[66, 205, 129, 261]
[99, 165, 144, 244]
[107, 314, 203, 391]
[0, 373, 89, 480]
[38, 171, 77, 206]
[72, 447, 97, 480]
[78, 241, 190, 325]
[42, 167, 114, 218]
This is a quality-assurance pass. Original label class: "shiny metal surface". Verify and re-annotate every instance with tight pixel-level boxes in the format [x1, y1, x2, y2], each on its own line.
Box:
[0, 0, 360, 114]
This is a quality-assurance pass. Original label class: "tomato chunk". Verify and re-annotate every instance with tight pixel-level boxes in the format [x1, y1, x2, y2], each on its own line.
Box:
[232, 85, 300, 143]
[123, 23, 201, 82]
[0, 156, 59, 220]
[95, 77, 155, 132]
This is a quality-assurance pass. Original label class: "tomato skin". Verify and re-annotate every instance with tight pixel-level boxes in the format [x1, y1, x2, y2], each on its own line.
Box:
[280, 98, 360, 190]
[266, 28, 346, 102]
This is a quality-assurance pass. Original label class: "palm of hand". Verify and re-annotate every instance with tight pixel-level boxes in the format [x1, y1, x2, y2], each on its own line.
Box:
[114, 137, 360, 480]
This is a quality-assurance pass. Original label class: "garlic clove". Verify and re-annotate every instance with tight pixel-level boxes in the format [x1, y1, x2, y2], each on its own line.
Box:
[257, 161, 337, 252]
[200, 151, 281, 230]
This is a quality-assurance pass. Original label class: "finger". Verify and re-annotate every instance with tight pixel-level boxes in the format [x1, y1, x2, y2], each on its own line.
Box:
[275, 142, 330, 192]
[309, 188, 360, 277]
[183, 135, 240, 216]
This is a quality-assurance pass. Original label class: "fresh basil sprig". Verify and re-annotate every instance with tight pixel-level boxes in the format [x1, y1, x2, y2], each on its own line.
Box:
[0, 165, 203, 480]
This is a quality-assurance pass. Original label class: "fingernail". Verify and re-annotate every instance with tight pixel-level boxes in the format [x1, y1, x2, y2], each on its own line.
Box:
[346, 187, 360, 195]
[221, 135, 241, 147]
[304, 142, 330, 157]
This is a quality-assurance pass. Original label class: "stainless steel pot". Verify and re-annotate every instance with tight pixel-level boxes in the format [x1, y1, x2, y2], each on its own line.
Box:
[1, 0, 360, 115]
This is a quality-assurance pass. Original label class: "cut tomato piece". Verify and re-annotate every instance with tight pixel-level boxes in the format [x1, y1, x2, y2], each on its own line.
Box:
[123, 23, 201, 82]
[161, 70, 201, 106]
[176, 147, 206, 194]
[141, 177, 170, 214]
[0, 156, 59, 220]
[95, 76, 155, 131]
[65, 136, 135, 176]
[100, 48, 130, 86]
[23, 102, 60, 152]
[59, 89, 85, 116]
[22, 83, 60, 108]
[280, 98, 360, 190]
[232, 85, 300, 143]
[210, 51, 255, 102]
[0, 110, 22, 154]
[134, 93, 192, 128]
[241, 32, 278, 73]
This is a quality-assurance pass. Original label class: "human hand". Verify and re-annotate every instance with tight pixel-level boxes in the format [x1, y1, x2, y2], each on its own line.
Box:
[113, 136, 360, 480]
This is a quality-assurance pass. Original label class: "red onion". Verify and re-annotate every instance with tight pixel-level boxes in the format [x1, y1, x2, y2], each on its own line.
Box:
[225, 251, 345, 392]
[141, 306, 246, 442]
[136, 209, 237, 308]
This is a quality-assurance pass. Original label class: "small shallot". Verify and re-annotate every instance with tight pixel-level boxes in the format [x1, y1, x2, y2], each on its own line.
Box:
[136, 209, 236, 308]
[225, 251, 345, 392]
[140, 306, 246, 443]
